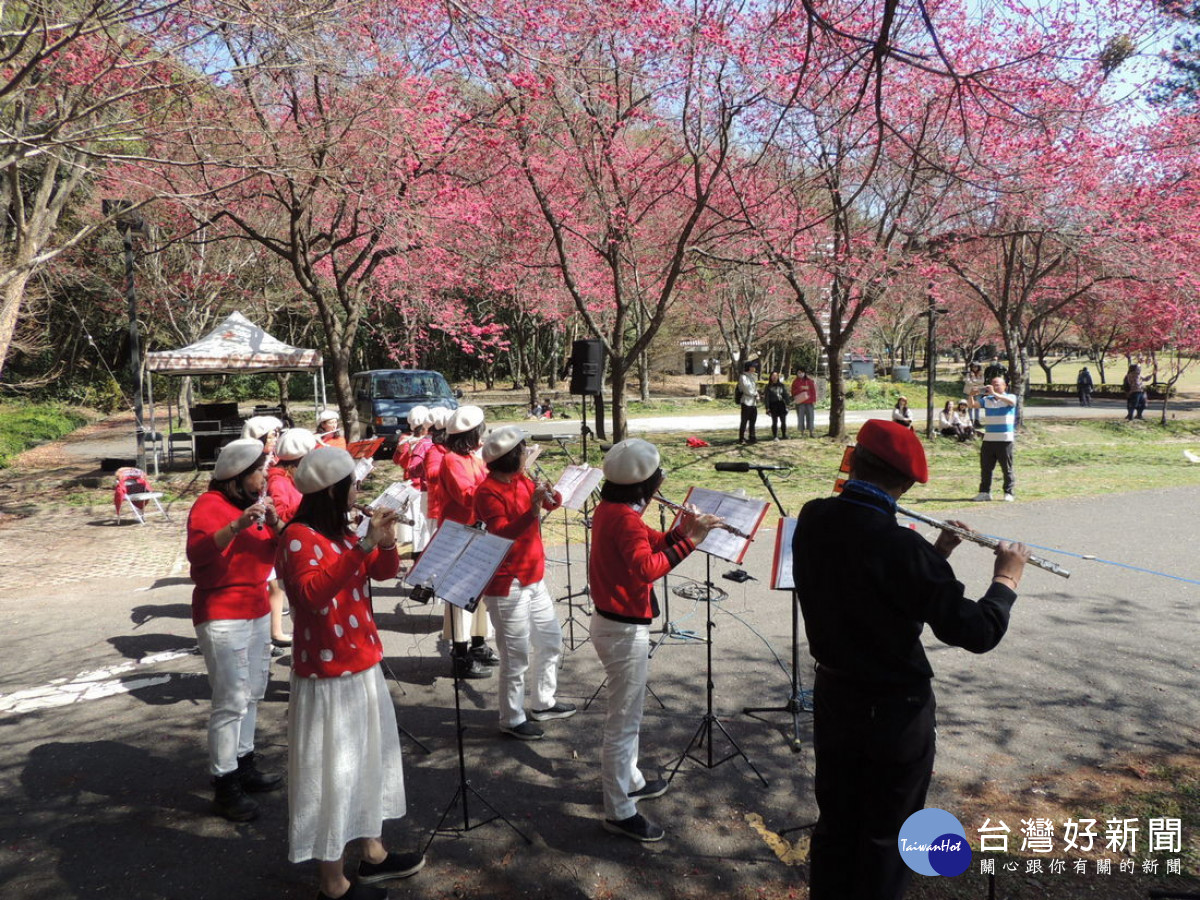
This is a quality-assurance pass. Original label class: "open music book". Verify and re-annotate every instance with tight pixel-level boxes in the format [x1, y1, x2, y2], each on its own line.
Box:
[552, 464, 604, 511]
[771, 517, 797, 590]
[403, 520, 513, 611]
[672, 487, 769, 564]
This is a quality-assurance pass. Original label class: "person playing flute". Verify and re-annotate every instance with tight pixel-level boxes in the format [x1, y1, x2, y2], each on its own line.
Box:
[589, 439, 721, 843]
[792, 419, 1030, 900]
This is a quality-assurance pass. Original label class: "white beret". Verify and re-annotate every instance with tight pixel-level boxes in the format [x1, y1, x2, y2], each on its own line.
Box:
[274, 428, 318, 462]
[293, 447, 356, 494]
[408, 405, 430, 428]
[240, 416, 283, 440]
[316, 409, 339, 424]
[482, 426, 527, 463]
[213, 438, 265, 480]
[427, 407, 449, 429]
[447, 405, 485, 435]
[602, 439, 661, 485]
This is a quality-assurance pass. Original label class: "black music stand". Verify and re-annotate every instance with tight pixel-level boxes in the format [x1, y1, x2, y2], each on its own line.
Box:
[739, 470, 812, 752]
[667, 550, 768, 787]
[649, 502, 704, 653]
[403, 523, 531, 850]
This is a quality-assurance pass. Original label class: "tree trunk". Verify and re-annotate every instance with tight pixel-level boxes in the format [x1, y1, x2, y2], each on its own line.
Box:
[609, 361, 627, 443]
[825, 342, 848, 438]
[0, 270, 32, 379]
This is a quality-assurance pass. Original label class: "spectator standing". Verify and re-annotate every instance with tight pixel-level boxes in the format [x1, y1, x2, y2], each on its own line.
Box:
[765, 372, 790, 440]
[971, 376, 1018, 502]
[790, 367, 818, 437]
[737, 362, 761, 444]
[963, 362, 985, 428]
[1123, 364, 1148, 420]
[1076, 367, 1094, 407]
[983, 356, 1007, 382]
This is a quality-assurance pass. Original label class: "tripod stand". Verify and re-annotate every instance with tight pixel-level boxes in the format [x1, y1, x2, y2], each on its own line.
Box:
[740, 469, 812, 752]
[371, 579, 431, 755]
[424, 598, 531, 852]
[667, 552, 768, 786]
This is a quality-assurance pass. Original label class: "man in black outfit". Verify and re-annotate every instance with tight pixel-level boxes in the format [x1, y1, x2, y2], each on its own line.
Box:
[792, 419, 1030, 900]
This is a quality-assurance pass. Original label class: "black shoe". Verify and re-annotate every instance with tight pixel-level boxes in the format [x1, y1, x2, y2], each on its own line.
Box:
[316, 882, 389, 900]
[357, 850, 426, 884]
[604, 812, 665, 842]
[237, 752, 283, 793]
[529, 701, 577, 722]
[452, 654, 492, 680]
[469, 644, 500, 666]
[212, 771, 258, 822]
[272, 634, 293, 647]
[629, 778, 669, 800]
[499, 720, 544, 740]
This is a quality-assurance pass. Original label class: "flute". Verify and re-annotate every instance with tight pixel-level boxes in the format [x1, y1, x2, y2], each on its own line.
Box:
[354, 503, 415, 526]
[896, 504, 1071, 579]
[652, 494, 752, 540]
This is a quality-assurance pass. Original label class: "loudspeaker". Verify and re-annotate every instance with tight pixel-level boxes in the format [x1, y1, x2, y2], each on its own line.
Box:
[569, 339, 604, 395]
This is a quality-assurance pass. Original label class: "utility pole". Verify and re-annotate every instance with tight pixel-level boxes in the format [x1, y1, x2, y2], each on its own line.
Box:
[104, 199, 147, 470]
[920, 287, 946, 440]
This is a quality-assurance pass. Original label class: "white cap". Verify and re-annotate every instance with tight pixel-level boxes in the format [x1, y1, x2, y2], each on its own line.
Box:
[316, 409, 339, 426]
[602, 439, 660, 485]
[240, 416, 283, 441]
[428, 407, 450, 430]
[274, 428, 318, 461]
[213, 438, 265, 480]
[447, 405, 485, 435]
[408, 405, 430, 429]
[293, 447, 356, 494]
[482, 426, 526, 463]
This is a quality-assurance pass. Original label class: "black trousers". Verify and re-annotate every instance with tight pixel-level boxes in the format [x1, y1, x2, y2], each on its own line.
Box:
[809, 670, 936, 900]
[739, 404, 758, 442]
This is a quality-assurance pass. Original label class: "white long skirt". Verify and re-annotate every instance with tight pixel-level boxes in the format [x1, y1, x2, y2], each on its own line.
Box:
[288, 665, 407, 862]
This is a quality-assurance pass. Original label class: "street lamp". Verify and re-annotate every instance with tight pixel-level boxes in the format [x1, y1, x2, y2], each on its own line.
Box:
[918, 287, 947, 440]
[103, 199, 147, 470]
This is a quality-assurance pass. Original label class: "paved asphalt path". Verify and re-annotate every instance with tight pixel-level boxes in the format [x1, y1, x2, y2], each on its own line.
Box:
[1, 407, 1198, 899]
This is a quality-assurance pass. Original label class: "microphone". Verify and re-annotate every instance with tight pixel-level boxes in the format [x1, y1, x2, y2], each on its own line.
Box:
[714, 462, 789, 472]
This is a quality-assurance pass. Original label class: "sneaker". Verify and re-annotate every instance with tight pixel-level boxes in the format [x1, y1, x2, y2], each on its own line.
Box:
[470, 644, 500, 666]
[357, 850, 426, 884]
[529, 701, 578, 722]
[629, 778, 669, 800]
[604, 812, 665, 842]
[452, 655, 492, 680]
[317, 881, 389, 900]
[236, 752, 283, 793]
[971, 492, 992, 502]
[1003, 493, 1015, 502]
[500, 720, 544, 740]
[212, 771, 258, 822]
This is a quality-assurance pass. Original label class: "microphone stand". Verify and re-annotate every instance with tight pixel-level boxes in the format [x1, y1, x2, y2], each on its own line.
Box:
[736, 469, 813, 752]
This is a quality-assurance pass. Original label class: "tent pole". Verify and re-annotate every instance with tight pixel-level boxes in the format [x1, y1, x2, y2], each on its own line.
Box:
[147, 371, 158, 477]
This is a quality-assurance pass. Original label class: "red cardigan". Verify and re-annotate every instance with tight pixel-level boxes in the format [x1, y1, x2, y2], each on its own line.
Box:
[425, 443, 448, 520]
[588, 501, 696, 624]
[474, 473, 561, 595]
[276, 524, 400, 679]
[266, 465, 303, 523]
[439, 450, 487, 525]
[186, 490, 278, 626]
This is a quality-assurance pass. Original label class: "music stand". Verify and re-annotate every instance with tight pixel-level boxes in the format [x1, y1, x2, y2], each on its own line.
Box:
[403, 522, 532, 849]
[543, 461, 604, 651]
[664, 488, 770, 787]
[649, 502, 704, 653]
[739, 470, 813, 753]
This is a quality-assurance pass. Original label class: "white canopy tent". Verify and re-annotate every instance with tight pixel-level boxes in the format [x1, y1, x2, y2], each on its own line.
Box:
[145, 311, 327, 474]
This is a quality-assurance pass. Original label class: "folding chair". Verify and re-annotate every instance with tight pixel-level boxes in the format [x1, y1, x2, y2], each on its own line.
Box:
[114, 467, 169, 524]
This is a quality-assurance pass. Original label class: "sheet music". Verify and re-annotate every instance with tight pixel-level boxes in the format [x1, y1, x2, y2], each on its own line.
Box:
[677, 487, 770, 563]
[353, 456, 374, 484]
[553, 464, 604, 510]
[772, 517, 797, 590]
[356, 481, 420, 537]
[403, 520, 513, 610]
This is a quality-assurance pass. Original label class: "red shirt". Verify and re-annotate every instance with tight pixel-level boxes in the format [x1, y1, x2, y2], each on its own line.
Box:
[790, 375, 816, 405]
[474, 473, 562, 595]
[186, 490, 278, 626]
[276, 524, 400, 679]
[266, 465, 303, 523]
[400, 435, 432, 490]
[439, 450, 487, 525]
[425, 443, 448, 520]
[588, 501, 695, 623]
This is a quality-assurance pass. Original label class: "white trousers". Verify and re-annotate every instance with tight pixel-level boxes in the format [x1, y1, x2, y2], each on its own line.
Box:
[195, 613, 272, 776]
[592, 616, 651, 821]
[443, 599, 493, 643]
[483, 580, 562, 727]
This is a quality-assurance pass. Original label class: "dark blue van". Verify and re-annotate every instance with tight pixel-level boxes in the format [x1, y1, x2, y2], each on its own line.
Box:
[352, 369, 460, 453]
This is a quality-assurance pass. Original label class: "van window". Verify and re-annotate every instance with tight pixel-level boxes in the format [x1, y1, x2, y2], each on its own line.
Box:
[372, 373, 450, 400]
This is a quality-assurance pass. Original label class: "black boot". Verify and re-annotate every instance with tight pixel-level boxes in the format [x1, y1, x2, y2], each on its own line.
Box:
[212, 771, 258, 822]
[237, 752, 283, 793]
[452, 644, 492, 680]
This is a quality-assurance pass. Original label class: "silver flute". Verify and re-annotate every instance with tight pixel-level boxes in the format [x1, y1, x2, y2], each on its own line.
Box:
[651, 494, 751, 540]
[896, 504, 1071, 579]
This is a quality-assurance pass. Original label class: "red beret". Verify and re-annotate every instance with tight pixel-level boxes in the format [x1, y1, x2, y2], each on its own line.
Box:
[855, 419, 929, 484]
